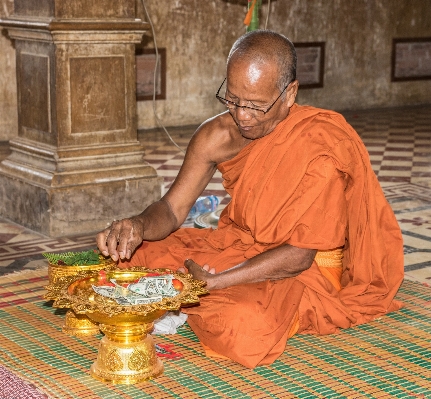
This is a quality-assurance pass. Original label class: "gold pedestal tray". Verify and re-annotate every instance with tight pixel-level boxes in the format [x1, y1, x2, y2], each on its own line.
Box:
[44, 255, 116, 336]
[53, 268, 207, 384]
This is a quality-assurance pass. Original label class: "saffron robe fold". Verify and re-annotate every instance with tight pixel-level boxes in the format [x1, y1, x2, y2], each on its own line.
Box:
[120, 104, 404, 368]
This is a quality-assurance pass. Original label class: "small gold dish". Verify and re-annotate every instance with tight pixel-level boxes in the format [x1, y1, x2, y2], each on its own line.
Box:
[53, 267, 207, 384]
[45, 255, 116, 300]
[44, 253, 116, 336]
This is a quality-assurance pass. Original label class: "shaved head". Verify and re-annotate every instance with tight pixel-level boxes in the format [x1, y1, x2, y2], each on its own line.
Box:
[227, 30, 297, 91]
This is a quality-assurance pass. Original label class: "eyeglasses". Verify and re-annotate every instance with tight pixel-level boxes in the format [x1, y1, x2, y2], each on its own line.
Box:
[215, 78, 291, 117]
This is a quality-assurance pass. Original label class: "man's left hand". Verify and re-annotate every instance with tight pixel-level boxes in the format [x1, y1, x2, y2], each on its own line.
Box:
[181, 259, 216, 290]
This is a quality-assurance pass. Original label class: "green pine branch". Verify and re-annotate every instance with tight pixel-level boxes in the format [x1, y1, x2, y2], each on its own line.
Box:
[42, 249, 101, 266]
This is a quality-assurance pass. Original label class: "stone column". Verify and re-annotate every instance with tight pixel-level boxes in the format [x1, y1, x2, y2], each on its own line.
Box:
[0, 0, 162, 237]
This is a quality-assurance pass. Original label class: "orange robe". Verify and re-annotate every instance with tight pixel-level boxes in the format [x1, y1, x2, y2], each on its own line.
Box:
[120, 104, 404, 368]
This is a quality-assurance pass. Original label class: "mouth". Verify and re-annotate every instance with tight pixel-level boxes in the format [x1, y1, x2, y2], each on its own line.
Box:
[238, 125, 253, 132]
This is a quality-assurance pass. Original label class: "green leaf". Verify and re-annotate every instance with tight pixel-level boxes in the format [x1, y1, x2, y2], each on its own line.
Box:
[42, 249, 101, 266]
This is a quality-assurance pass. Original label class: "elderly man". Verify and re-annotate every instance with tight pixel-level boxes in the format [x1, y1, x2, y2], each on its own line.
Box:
[97, 30, 404, 368]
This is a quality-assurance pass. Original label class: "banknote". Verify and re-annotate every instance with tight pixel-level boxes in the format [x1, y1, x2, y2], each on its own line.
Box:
[92, 285, 118, 298]
[92, 275, 179, 306]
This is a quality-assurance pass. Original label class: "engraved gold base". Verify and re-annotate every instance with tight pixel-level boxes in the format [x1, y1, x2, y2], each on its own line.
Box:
[90, 322, 164, 384]
[62, 310, 100, 337]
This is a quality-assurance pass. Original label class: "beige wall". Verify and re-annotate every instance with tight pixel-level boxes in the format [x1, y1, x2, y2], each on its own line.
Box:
[282, 0, 431, 111]
[0, 0, 430, 139]
[137, 0, 431, 129]
[135, 0, 242, 129]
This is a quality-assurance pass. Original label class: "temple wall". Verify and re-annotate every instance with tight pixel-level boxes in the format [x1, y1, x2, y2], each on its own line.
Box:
[1, 0, 430, 138]
[136, 0, 431, 129]
[282, 0, 431, 111]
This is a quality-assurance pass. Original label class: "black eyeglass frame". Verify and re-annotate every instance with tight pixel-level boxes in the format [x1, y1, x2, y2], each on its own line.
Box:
[215, 78, 291, 116]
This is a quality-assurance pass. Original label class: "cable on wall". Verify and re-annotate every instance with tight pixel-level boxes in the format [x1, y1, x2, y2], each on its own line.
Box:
[140, 0, 186, 153]
[139, 0, 272, 153]
[264, 0, 271, 29]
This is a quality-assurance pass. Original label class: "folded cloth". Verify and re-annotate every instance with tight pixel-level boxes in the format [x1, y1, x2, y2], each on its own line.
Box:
[152, 311, 188, 335]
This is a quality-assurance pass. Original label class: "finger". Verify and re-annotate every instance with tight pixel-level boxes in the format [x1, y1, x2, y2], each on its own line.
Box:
[124, 236, 141, 260]
[184, 259, 199, 271]
[117, 220, 139, 260]
[209, 267, 216, 274]
[202, 264, 210, 272]
[184, 259, 193, 268]
[96, 229, 110, 256]
[105, 221, 121, 261]
[119, 219, 143, 260]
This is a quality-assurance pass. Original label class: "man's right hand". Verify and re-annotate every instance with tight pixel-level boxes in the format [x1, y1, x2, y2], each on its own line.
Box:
[96, 216, 145, 262]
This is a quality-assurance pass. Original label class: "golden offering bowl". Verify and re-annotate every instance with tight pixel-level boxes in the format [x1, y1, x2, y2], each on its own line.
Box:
[53, 267, 208, 385]
[44, 255, 116, 336]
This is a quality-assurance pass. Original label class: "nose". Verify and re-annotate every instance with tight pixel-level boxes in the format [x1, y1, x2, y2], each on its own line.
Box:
[233, 106, 253, 121]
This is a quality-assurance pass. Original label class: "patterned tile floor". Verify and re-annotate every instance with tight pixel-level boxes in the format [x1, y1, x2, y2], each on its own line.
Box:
[0, 105, 430, 286]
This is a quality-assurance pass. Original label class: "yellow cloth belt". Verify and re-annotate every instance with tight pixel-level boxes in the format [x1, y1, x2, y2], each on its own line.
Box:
[314, 248, 343, 291]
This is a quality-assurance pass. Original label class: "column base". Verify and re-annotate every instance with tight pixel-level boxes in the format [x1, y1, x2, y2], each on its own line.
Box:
[0, 167, 162, 237]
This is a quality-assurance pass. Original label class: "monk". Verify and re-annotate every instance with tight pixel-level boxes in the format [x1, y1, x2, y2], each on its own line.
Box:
[97, 30, 404, 369]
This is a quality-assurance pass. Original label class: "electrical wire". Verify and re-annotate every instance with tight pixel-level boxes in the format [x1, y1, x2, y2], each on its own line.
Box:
[140, 0, 186, 153]
[139, 0, 271, 152]
[264, 0, 271, 29]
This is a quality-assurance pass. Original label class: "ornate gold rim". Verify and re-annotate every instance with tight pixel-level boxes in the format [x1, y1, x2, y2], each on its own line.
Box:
[53, 267, 208, 317]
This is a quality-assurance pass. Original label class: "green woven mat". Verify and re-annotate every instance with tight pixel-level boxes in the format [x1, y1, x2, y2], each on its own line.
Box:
[1, 269, 431, 399]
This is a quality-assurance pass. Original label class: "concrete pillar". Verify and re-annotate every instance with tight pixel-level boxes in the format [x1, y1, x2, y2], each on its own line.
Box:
[0, 0, 162, 237]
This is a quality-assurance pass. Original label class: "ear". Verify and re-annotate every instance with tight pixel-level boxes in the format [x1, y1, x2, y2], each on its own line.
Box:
[286, 80, 299, 108]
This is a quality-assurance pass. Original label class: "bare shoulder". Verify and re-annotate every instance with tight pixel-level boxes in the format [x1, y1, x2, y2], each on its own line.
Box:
[188, 111, 250, 165]
[162, 112, 247, 224]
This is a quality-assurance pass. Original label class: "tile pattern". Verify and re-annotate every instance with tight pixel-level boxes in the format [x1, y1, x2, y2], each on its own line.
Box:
[0, 221, 95, 275]
[142, 128, 229, 203]
[343, 106, 431, 185]
[0, 105, 430, 285]
[341, 106, 431, 284]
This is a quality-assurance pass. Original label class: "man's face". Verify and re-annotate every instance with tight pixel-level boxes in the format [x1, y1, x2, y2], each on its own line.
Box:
[225, 59, 296, 140]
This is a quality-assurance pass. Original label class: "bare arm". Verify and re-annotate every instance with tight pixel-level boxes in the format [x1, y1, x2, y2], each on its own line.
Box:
[185, 244, 317, 290]
[97, 198, 179, 261]
[97, 135, 217, 261]
[97, 112, 244, 262]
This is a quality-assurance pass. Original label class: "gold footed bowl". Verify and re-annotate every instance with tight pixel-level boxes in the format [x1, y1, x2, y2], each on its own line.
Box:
[62, 309, 101, 336]
[53, 267, 207, 384]
[44, 253, 116, 336]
